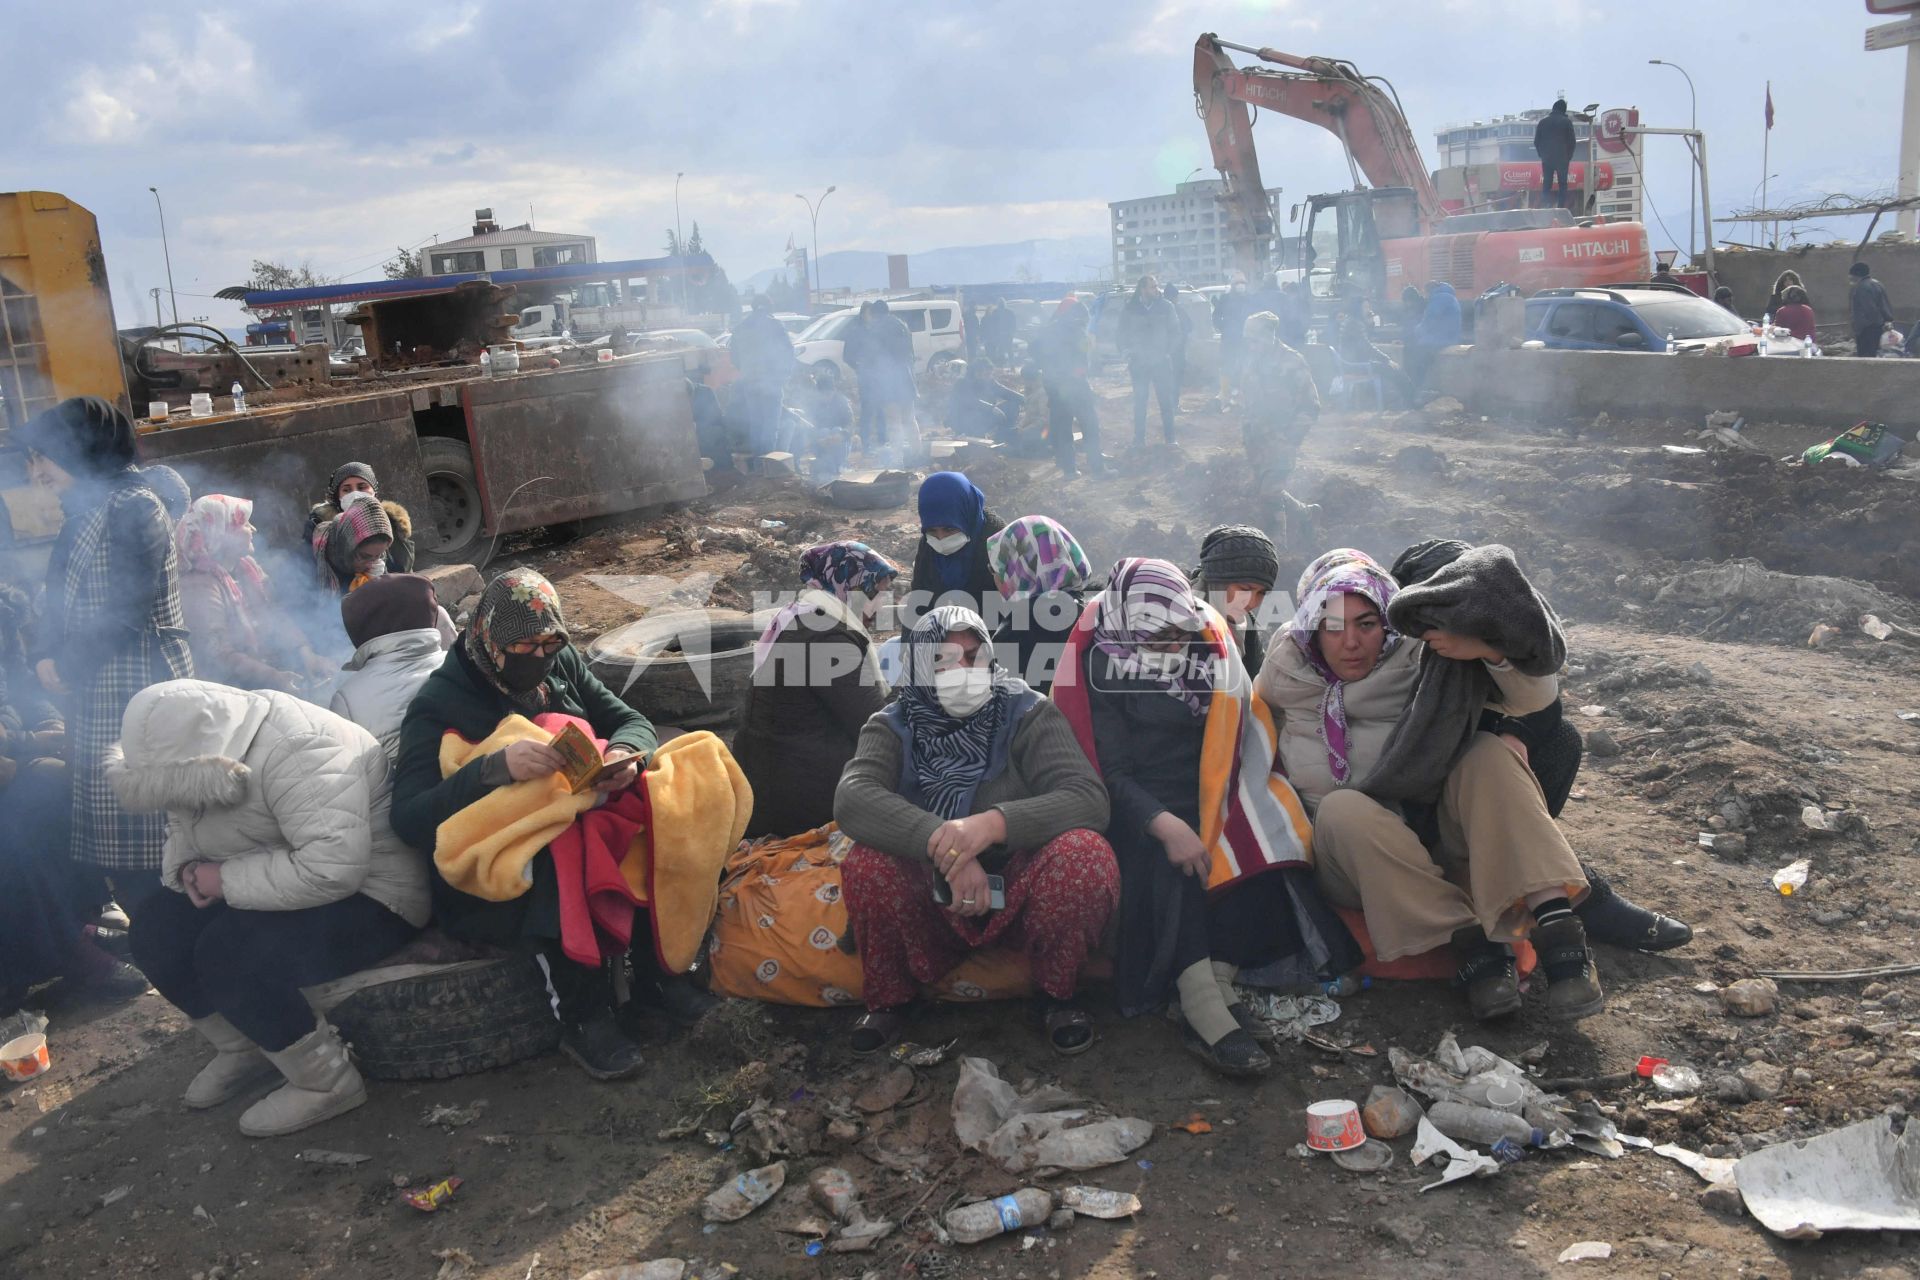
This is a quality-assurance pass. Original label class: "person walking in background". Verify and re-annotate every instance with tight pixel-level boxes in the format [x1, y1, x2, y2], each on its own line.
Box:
[1032, 296, 1104, 478]
[1403, 282, 1462, 397]
[729, 296, 796, 456]
[1533, 99, 1577, 210]
[1118, 275, 1182, 447]
[1849, 261, 1896, 357]
[981, 299, 1016, 368]
[1212, 273, 1255, 409]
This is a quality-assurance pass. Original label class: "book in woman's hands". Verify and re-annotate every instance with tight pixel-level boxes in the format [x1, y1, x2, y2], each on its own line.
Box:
[548, 722, 633, 795]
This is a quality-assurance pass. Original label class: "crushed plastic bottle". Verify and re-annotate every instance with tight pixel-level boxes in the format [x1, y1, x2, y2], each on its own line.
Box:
[945, 1188, 1052, 1244]
[1425, 1101, 1545, 1148]
[1771, 859, 1810, 896]
[1650, 1063, 1702, 1097]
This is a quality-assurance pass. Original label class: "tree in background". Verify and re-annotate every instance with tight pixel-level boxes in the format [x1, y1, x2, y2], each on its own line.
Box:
[764, 273, 807, 313]
[664, 223, 738, 319]
[383, 247, 424, 279]
[246, 260, 324, 291]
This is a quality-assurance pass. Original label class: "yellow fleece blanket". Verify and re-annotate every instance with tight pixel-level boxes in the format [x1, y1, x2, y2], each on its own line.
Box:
[436, 718, 753, 972]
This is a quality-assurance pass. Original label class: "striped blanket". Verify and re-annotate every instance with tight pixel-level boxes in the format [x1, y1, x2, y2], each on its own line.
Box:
[1052, 599, 1312, 890]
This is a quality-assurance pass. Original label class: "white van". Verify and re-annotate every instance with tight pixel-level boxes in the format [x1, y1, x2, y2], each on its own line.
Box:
[792, 299, 966, 383]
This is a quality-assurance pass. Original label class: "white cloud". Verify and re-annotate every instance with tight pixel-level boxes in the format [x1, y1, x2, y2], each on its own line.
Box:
[59, 15, 265, 144]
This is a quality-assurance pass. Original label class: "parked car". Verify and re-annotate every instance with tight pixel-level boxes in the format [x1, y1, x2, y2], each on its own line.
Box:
[792, 299, 966, 382]
[1524, 287, 1752, 355]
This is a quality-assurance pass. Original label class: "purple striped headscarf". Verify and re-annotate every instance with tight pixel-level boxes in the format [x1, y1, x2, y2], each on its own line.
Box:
[1092, 557, 1214, 714]
[1287, 548, 1403, 784]
[753, 540, 899, 671]
[986, 516, 1092, 599]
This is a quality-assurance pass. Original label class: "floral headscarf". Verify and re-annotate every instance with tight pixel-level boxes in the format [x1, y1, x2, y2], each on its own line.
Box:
[986, 516, 1092, 599]
[896, 606, 1016, 820]
[463, 566, 569, 712]
[753, 541, 900, 670]
[1285, 548, 1404, 784]
[314, 498, 394, 593]
[1091, 557, 1215, 715]
[174, 495, 270, 649]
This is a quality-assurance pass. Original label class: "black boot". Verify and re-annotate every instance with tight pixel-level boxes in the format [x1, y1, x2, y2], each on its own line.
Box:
[560, 1007, 646, 1080]
[1575, 864, 1693, 952]
[1452, 925, 1522, 1021]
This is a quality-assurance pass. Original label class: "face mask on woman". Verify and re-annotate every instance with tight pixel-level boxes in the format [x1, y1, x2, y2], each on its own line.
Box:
[341, 490, 378, 511]
[933, 665, 994, 718]
[498, 650, 560, 693]
[926, 531, 970, 557]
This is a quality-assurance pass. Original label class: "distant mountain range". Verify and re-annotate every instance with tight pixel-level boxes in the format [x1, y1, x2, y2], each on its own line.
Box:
[741, 235, 1112, 294]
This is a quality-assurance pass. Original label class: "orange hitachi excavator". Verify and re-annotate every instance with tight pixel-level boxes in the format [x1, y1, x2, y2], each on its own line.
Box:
[1194, 33, 1650, 320]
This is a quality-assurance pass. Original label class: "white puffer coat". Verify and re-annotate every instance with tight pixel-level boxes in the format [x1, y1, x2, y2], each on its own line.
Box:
[107, 680, 429, 925]
[329, 628, 449, 760]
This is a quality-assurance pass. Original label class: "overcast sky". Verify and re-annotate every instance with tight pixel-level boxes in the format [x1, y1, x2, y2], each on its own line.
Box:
[2, 0, 1907, 328]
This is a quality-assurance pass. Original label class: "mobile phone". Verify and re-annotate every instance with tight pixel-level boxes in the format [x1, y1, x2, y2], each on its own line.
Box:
[931, 873, 1007, 911]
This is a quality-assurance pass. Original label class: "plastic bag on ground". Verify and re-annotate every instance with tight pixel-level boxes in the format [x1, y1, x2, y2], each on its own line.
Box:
[1733, 1113, 1920, 1239]
[951, 1057, 1153, 1175]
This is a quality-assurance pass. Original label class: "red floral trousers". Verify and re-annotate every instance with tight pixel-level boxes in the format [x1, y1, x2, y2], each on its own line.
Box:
[840, 828, 1120, 1010]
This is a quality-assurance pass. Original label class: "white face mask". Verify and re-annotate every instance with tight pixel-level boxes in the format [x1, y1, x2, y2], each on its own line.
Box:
[933, 666, 994, 718]
[926, 531, 970, 557]
[341, 489, 377, 510]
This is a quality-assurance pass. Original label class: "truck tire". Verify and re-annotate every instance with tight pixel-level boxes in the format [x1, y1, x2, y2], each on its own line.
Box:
[584, 608, 766, 733]
[417, 437, 501, 572]
[327, 956, 560, 1082]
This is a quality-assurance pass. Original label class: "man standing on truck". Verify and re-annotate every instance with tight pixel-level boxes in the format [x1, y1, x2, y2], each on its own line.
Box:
[1849, 261, 1897, 357]
[1118, 275, 1183, 448]
[1534, 99, 1578, 210]
[731, 296, 797, 455]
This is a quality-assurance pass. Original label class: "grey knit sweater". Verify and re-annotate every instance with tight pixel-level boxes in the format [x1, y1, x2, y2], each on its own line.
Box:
[833, 699, 1109, 865]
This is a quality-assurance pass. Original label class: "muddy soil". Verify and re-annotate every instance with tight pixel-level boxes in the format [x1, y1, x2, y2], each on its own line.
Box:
[4, 379, 1919, 1280]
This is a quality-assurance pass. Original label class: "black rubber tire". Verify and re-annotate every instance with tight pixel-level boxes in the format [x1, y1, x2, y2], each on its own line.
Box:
[327, 957, 560, 1082]
[584, 608, 765, 731]
[416, 436, 501, 572]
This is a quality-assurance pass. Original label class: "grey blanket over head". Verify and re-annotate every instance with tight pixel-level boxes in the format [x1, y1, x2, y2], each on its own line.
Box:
[1361, 544, 1565, 803]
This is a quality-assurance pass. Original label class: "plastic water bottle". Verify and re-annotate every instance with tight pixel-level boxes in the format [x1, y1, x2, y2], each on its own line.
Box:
[1665, 330, 1675, 352]
[230, 380, 247, 413]
[1426, 1101, 1546, 1148]
[480, 348, 493, 377]
[1272, 974, 1372, 997]
[1803, 339, 1813, 359]
[1760, 314, 1772, 356]
[945, 1188, 1053, 1244]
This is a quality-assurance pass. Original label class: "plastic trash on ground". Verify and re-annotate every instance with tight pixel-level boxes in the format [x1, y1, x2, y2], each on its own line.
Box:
[1059, 1186, 1142, 1219]
[1771, 859, 1811, 896]
[1230, 990, 1341, 1041]
[951, 1057, 1152, 1176]
[1733, 1113, 1920, 1240]
[701, 1161, 786, 1223]
[1558, 1242, 1613, 1263]
[1390, 1032, 1575, 1146]
[1409, 1117, 1501, 1192]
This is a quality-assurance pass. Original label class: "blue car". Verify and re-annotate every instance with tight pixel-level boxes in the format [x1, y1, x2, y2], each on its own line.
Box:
[1524, 286, 1750, 354]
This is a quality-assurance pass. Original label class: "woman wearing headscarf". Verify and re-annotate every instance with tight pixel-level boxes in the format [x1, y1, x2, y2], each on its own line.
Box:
[907, 471, 1005, 622]
[303, 462, 415, 574]
[19, 397, 194, 890]
[391, 568, 695, 1082]
[835, 607, 1115, 1057]
[1065, 558, 1358, 1078]
[985, 516, 1095, 694]
[1254, 548, 1602, 1023]
[176, 495, 333, 691]
[735, 541, 898, 838]
[312, 498, 396, 597]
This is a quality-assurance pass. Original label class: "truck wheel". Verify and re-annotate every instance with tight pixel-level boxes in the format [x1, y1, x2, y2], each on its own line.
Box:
[417, 437, 500, 571]
[326, 956, 561, 1081]
[585, 608, 767, 734]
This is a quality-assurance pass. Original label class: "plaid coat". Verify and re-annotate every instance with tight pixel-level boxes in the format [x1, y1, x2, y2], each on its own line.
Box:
[50, 474, 193, 874]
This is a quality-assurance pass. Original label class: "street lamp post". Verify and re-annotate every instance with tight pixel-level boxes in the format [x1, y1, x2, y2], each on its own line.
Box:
[1648, 59, 1698, 262]
[794, 186, 836, 305]
[148, 287, 162, 329]
[674, 171, 686, 316]
[148, 186, 179, 327]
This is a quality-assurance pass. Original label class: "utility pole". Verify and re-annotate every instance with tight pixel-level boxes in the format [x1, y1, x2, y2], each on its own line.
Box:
[674, 171, 686, 316]
[148, 186, 179, 327]
[1866, 17, 1920, 238]
[1629, 125, 1716, 284]
[1648, 60, 1697, 261]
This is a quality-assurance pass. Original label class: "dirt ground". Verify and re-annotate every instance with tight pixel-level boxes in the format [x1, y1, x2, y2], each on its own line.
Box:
[5, 373, 1920, 1280]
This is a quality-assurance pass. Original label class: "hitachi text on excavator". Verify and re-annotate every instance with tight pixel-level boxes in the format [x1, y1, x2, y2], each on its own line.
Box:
[1194, 34, 1651, 324]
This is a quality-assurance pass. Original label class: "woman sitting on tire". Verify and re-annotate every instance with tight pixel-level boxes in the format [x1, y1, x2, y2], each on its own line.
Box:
[330, 574, 456, 760]
[834, 606, 1117, 1058]
[313, 497, 396, 597]
[175, 495, 335, 692]
[736, 541, 898, 839]
[304, 462, 415, 574]
[112, 679, 426, 1137]
[389, 568, 707, 1082]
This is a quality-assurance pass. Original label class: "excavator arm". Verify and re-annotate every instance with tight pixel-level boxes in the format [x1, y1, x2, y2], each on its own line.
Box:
[1194, 34, 1444, 276]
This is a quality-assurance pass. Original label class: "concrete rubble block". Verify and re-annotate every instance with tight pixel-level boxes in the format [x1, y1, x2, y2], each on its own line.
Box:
[419, 562, 484, 603]
[1698, 1182, 1746, 1218]
[1736, 1062, 1785, 1101]
[1720, 978, 1780, 1018]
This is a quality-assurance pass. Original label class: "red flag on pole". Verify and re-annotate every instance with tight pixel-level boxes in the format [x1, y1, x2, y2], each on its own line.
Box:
[1765, 83, 1775, 130]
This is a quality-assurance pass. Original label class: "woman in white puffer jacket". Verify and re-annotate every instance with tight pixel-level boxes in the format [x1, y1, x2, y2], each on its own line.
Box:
[109, 680, 427, 1138]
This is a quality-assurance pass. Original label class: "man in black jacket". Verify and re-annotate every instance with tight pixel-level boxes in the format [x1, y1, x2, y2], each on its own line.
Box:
[1117, 276, 1183, 447]
[1534, 100, 1578, 210]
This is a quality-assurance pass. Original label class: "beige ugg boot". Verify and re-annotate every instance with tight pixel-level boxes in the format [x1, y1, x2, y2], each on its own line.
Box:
[237, 1019, 367, 1138]
[184, 1015, 277, 1109]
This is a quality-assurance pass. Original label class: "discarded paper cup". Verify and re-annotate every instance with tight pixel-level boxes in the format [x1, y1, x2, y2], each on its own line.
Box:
[1483, 1080, 1526, 1113]
[1305, 1099, 1366, 1152]
[0, 1032, 50, 1082]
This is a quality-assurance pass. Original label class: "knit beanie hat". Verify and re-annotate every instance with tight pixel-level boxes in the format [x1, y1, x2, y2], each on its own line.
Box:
[341, 573, 440, 648]
[1198, 524, 1280, 590]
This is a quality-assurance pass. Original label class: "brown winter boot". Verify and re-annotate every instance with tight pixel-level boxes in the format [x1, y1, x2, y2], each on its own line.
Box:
[1452, 926, 1522, 1021]
[1534, 915, 1606, 1020]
